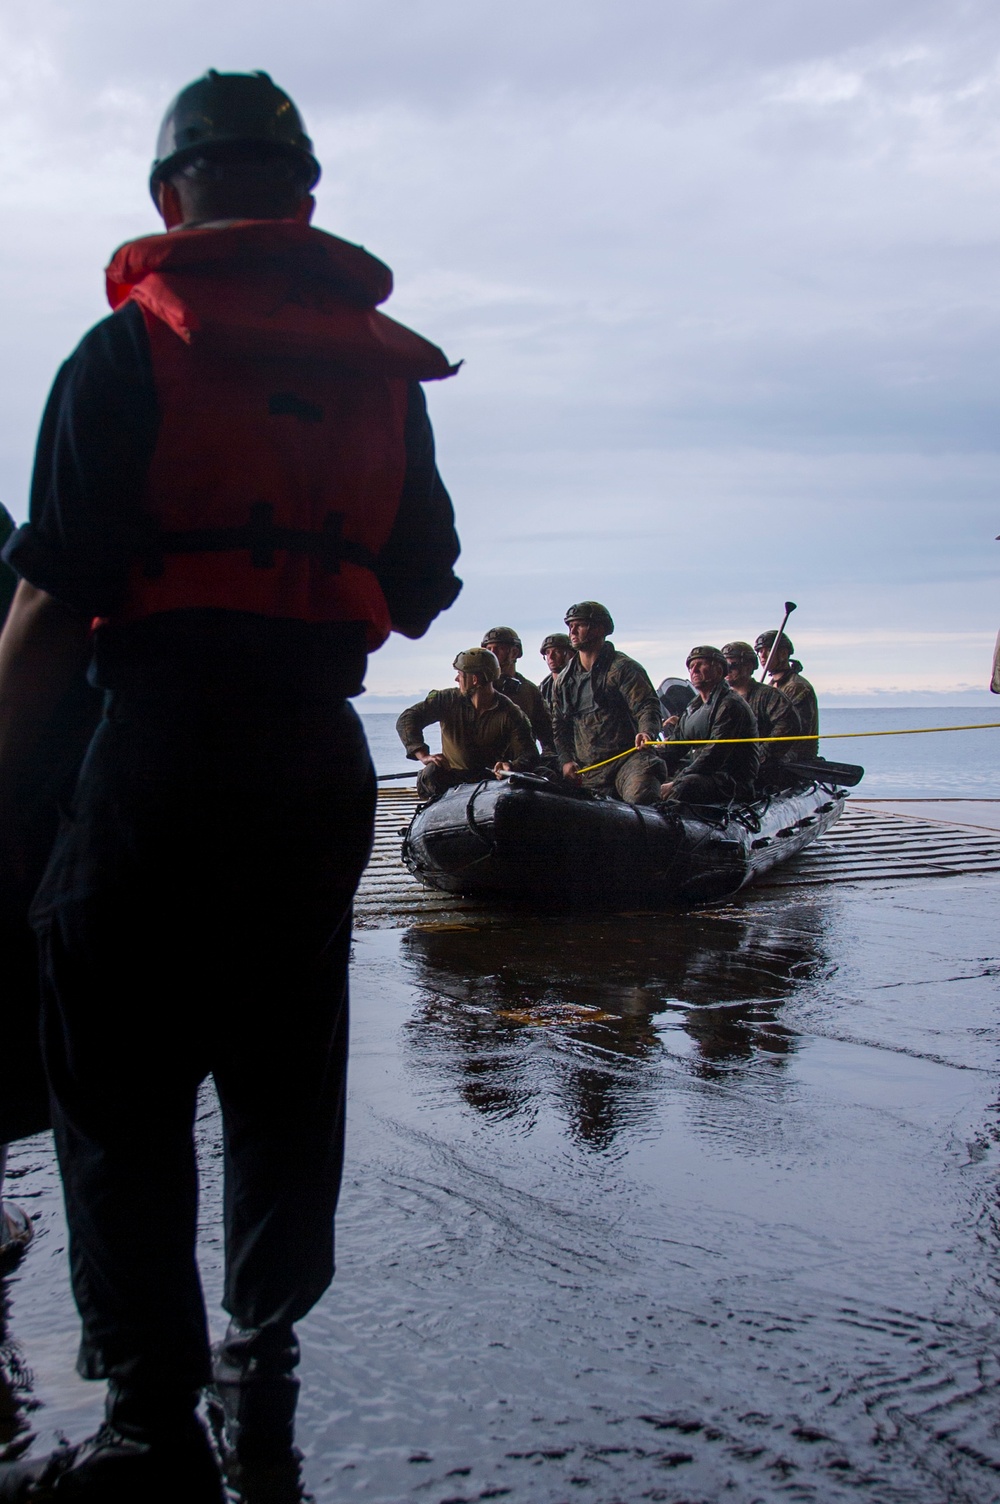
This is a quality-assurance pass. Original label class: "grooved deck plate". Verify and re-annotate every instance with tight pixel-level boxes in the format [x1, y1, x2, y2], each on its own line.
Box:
[757, 803, 1000, 888]
[353, 790, 1000, 927]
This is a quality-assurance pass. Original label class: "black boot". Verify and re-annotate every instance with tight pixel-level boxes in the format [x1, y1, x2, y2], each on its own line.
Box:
[208, 1322, 307, 1502]
[0, 1422, 224, 1502]
[0, 1388, 224, 1502]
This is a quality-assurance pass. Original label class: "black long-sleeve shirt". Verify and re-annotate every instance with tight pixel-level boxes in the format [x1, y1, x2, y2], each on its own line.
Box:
[4, 301, 461, 700]
[667, 682, 760, 795]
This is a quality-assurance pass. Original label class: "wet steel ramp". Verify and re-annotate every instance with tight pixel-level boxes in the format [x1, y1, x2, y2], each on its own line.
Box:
[356, 786, 484, 928]
[758, 801, 1000, 888]
[355, 788, 1000, 926]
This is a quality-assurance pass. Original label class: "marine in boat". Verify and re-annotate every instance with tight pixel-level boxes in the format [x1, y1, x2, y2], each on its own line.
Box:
[402, 639, 861, 908]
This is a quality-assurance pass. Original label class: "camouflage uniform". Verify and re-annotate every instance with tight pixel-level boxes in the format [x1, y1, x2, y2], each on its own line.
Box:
[397, 688, 537, 797]
[768, 669, 818, 757]
[745, 679, 801, 775]
[665, 682, 759, 803]
[496, 673, 555, 755]
[553, 641, 666, 804]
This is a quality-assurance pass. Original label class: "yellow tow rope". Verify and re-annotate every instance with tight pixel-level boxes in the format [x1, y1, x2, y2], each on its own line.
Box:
[575, 721, 1000, 776]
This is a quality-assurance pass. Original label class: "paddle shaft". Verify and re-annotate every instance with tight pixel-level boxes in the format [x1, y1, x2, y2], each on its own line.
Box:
[761, 601, 796, 681]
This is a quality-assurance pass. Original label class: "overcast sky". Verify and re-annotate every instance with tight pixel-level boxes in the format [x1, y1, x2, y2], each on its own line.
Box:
[1, 0, 998, 701]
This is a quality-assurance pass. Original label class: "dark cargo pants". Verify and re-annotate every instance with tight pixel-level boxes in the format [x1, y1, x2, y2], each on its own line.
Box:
[666, 771, 749, 805]
[31, 695, 375, 1405]
[582, 749, 667, 805]
[416, 763, 482, 800]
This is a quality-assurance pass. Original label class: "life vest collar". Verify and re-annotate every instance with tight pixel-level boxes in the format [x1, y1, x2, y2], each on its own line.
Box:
[106, 220, 393, 310]
[105, 221, 460, 381]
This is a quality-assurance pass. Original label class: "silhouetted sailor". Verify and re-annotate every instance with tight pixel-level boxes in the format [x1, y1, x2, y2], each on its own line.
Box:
[0, 70, 461, 1502]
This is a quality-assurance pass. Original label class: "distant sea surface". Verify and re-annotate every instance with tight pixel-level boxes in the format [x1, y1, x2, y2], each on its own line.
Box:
[358, 706, 1000, 800]
[361, 710, 440, 780]
[815, 707, 999, 799]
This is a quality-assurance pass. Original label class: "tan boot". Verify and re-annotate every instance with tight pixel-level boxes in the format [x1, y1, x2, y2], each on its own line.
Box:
[0, 1204, 32, 1268]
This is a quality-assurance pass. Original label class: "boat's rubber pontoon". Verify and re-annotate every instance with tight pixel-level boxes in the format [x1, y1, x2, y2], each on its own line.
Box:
[402, 762, 860, 909]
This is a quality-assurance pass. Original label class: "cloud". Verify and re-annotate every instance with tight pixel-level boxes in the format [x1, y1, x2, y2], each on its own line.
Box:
[0, 0, 998, 697]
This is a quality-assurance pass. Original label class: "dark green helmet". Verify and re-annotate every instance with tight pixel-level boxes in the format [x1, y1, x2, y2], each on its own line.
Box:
[150, 70, 320, 199]
[481, 626, 523, 656]
[754, 630, 794, 657]
[564, 601, 614, 635]
[685, 645, 728, 670]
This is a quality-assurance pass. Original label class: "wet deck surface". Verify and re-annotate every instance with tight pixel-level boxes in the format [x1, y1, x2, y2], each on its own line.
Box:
[4, 802, 1000, 1502]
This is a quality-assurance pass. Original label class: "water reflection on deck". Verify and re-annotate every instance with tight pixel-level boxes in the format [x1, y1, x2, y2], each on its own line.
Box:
[4, 874, 1000, 1503]
[400, 904, 828, 1149]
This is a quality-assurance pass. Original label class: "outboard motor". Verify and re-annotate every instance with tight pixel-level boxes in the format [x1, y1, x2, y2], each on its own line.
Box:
[657, 676, 696, 721]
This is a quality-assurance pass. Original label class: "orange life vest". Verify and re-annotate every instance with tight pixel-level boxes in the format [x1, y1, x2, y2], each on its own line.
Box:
[104, 220, 457, 650]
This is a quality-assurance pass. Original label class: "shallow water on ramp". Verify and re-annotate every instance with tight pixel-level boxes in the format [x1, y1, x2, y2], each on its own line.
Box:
[4, 877, 1000, 1502]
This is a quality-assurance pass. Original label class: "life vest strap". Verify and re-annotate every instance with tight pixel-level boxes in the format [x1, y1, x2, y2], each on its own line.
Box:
[140, 502, 377, 579]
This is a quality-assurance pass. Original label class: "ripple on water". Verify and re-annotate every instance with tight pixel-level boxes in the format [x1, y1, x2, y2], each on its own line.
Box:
[4, 878, 1000, 1501]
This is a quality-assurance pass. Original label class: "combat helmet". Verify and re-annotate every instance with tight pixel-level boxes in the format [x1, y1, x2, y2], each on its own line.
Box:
[453, 648, 501, 682]
[481, 626, 523, 656]
[754, 630, 794, 657]
[685, 645, 728, 670]
[563, 601, 614, 635]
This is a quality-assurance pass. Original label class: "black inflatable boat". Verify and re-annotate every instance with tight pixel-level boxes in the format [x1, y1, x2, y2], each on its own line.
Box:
[402, 761, 860, 908]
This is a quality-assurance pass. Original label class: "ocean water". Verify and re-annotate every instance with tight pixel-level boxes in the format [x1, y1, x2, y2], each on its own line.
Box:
[817, 706, 1000, 799]
[360, 709, 437, 779]
[358, 705, 1000, 799]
